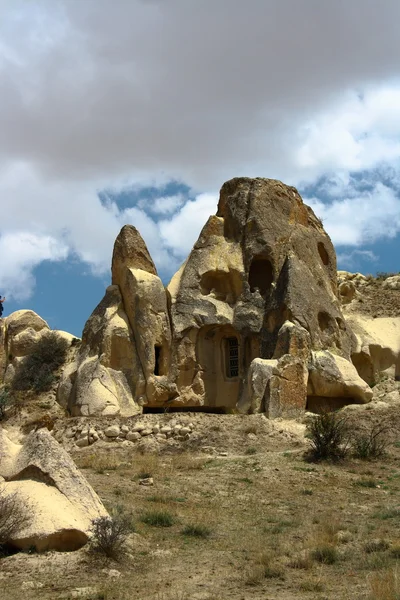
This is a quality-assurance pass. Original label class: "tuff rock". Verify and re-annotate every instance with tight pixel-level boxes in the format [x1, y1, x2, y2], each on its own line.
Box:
[2, 177, 382, 417]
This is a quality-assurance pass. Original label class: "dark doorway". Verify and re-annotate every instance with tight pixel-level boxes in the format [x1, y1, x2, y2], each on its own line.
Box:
[154, 346, 162, 376]
[249, 257, 273, 296]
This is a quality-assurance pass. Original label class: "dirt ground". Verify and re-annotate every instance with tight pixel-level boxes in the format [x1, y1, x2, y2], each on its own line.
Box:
[2, 384, 400, 600]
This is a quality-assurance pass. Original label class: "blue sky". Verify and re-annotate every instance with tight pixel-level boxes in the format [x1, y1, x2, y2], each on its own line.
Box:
[1, 1, 400, 337]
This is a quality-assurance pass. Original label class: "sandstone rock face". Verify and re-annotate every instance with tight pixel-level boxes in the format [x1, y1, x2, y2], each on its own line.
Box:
[58, 178, 373, 417]
[0, 310, 50, 385]
[57, 285, 144, 417]
[167, 178, 356, 413]
[307, 350, 373, 412]
[0, 428, 108, 552]
[61, 225, 173, 416]
[347, 315, 400, 385]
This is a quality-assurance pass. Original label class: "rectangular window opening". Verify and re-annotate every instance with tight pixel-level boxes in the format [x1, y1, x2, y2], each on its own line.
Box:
[225, 337, 239, 378]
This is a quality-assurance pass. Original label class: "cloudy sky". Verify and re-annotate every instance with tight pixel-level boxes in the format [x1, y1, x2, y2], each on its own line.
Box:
[1, 0, 400, 336]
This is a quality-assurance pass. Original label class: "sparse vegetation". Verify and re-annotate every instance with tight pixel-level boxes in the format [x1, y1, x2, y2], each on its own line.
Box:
[90, 511, 134, 559]
[0, 485, 32, 550]
[141, 510, 175, 527]
[181, 524, 211, 538]
[12, 332, 69, 393]
[352, 423, 389, 460]
[311, 544, 339, 564]
[305, 411, 351, 462]
[364, 539, 390, 554]
[368, 567, 400, 599]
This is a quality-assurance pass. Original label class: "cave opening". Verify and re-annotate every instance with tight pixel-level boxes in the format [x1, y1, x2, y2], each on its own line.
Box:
[248, 257, 273, 297]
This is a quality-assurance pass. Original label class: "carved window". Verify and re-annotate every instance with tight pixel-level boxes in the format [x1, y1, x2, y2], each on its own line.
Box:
[225, 337, 239, 378]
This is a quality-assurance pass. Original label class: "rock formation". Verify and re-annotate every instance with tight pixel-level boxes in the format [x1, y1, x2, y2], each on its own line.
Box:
[0, 310, 75, 387]
[0, 427, 107, 551]
[55, 177, 374, 418]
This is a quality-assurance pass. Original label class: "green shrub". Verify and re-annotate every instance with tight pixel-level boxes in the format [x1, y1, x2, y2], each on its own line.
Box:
[12, 332, 69, 393]
[352, 423, 389, 460]
[141, 510, 175, 527]
[181, 524, 211, 538]
[90, 512, 134, 559]
[311, 545, 338, 564]
[305, 411, 350, 462]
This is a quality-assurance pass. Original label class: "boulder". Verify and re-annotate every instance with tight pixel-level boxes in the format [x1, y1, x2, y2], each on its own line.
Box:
[308, 350, 373, 412]
[347, 314, 400, 384]
[269, 355, 308, 418]
[238, 358, 278, 414]
[382, 275, 400, 290]
[339, 280, 357, 305]
[0, 428, 108, 552]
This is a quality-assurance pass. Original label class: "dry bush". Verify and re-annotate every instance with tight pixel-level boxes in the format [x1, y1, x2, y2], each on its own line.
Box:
[368, 568, 400, 600]
[90, 511, 134, 559]
[245, 552, 285, 586]
[352, 423, 390, 460]
[0, 485, 32, 547]
[305, 411, 351, 462]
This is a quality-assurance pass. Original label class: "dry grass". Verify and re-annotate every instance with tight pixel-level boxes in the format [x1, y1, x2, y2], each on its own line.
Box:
[368, 568, 400, 600]
[4, 411, 400, 600]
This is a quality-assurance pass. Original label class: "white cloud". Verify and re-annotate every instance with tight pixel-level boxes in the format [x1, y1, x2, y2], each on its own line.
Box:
[144, 195, 185, 216]
[336, 250, 378, 270]
[0, 1, 400, 299]
[306, 183, 400, 247]
[159, 194, 218, 258]
[0, 232, 68, 301]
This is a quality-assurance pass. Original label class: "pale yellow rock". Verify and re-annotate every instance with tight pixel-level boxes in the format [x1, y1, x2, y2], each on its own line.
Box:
[308, 350, 373, 404]
[58, 285, 143, 417]
[348, 315, 400, 384]
[0, 428, 108, 552]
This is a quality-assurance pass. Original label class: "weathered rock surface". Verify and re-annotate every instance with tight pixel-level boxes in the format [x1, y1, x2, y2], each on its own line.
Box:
[57, 285, 144, 417]
[0, 310, 50, 385]
[307, 350, 373, 412]
[167, 178, 356, 412]
[5, 179, 380, 418]
[0, 428, 107, 551]
[348, 314, 400, 385]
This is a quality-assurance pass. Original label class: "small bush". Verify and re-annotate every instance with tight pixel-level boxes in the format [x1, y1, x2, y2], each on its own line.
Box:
[305, 411, 350, 462]
[141, 510, 175, 527]
[245, 447, 257, 455]
[354, 478, 378, 488]
[364, 539, 390, 554]
[90, 512, 134, 559]
[311, 545, 339, 564]
[0, 485, 32, 548]
[181, 524, 211, 538]
[352, 423, 389, 460]
[12, 332, 69, 393]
